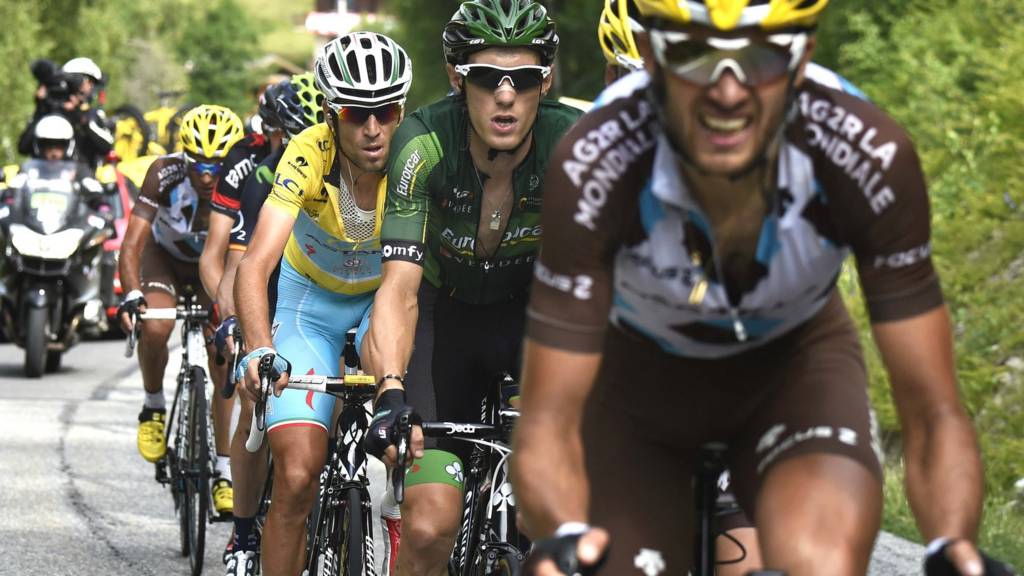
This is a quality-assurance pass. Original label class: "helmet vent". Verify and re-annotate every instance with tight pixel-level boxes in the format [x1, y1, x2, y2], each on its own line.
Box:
[366, 55, 379, 84]
[346, 52, 361, 82]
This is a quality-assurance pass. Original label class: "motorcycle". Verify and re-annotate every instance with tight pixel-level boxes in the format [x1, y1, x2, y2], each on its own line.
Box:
[0, 159, 116, 377]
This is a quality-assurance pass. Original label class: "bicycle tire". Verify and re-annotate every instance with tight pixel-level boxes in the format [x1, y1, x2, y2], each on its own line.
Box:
[185, 365, 210, 576]
[173, 370, 190, 558]
[341, 486, 365, 576]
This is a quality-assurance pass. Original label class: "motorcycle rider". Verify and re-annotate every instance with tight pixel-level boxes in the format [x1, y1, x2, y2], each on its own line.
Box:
[18, 57, 114, 170]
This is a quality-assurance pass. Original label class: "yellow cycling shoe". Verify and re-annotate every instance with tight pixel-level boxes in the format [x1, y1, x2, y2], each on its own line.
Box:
[137, 408, 167, 463]
[213, 478, 234, 516]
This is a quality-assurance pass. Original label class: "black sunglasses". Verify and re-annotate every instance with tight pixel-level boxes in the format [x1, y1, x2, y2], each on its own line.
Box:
[454, 64, 551, 92]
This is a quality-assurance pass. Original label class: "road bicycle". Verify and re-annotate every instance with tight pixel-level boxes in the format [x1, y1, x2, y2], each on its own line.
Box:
[126, 291, 221, 576]
[394, 373, 526, 576]
[247, 353, 379, 576]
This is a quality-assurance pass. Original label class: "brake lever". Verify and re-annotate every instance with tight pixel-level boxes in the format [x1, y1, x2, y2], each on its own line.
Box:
[392, 412, 411, 504]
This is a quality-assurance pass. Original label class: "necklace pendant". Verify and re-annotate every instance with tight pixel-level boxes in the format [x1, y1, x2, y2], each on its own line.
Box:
[489, 209, 501, 231]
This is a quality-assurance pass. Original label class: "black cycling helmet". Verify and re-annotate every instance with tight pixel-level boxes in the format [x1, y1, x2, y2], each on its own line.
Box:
[258, 79, 312, 139]
[443, 0, 559, 66]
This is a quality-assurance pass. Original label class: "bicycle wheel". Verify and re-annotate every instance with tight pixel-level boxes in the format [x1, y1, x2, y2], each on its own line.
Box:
[171, 374, 190, 557]
[340, 486, 366, 576]
[184, 366, 210, 576]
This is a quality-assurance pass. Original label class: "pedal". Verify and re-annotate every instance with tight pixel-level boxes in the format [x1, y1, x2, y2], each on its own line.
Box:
[155, 460, 169, 484]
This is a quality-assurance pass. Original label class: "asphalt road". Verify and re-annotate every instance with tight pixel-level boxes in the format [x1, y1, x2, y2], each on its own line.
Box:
[0, 339, 925, 575]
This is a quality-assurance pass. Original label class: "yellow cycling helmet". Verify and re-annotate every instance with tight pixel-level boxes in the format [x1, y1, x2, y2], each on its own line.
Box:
[179, 104, 244, 159]
[634, 0, 828, 31]
[599, 0, 644, 71]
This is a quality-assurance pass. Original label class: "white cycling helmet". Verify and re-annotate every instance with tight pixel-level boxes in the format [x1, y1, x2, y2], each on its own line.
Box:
[314, 32, 412, 108]
[33, 114, 76, 158]
[62, 57, 103, 83]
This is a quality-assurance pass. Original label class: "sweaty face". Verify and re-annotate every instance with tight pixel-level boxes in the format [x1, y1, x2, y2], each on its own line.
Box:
[458, 48, 551, 152]
[643, 29, 810, 176]
[333, 106, 401, 172]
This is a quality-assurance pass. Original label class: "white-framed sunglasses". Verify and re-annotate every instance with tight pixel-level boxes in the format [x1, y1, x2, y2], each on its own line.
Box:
[648, 30, 808, 86]
[453, 64, 552, 91]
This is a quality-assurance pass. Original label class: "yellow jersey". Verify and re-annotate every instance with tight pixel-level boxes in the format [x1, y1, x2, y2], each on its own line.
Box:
[265, 123, 386, 295]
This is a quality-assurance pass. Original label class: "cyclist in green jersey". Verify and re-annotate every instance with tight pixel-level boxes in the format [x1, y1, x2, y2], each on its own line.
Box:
[360, 1, 581, 573]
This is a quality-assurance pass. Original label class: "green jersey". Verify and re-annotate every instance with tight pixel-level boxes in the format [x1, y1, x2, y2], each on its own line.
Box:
[381, 96, 581, 305]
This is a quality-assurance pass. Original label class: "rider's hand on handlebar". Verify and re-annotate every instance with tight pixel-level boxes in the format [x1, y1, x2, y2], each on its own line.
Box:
[365, 389, 424, 467]
[214, 315, 238, 357]
[236, 347, 291, 404]
[524, 527, 609, 576]
[117, 289, 147, 333]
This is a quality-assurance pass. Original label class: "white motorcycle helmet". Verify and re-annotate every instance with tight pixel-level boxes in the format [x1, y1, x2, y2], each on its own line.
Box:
[62, 57, 103, 83]
[33, 114, 76, 159]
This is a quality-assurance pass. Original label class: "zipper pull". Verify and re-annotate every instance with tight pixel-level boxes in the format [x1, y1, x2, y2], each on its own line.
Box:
[730, 309, 747, 342]
[689, 280, 708, 305]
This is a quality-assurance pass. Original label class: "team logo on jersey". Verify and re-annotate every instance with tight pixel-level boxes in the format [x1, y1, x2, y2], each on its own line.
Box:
[633, 548, 666, 576]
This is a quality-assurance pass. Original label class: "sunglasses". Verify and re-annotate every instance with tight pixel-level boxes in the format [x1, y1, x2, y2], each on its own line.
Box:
[648, 30, 808, 87]
[185, 155, 222, 176]
[332, 102, 404, 125]
[454, 64, 551, 91]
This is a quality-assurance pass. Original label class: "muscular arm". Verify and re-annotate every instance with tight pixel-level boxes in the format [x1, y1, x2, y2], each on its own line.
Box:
[199, 210, 233, 302]
[871, 305, 982, 542]
[234, 205, 293, 351]
[361, 260, 423, 396]
[118, 213, 152, 294]
[217, 248, 244, 317]
[512, 341, 602, 538]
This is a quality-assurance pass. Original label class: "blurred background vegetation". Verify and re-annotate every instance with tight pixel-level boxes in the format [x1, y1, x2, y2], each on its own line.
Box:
[0, 0, 1020, 563]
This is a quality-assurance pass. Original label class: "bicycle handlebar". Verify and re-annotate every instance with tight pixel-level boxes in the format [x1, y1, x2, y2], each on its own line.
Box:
[244, 355, 376, 452]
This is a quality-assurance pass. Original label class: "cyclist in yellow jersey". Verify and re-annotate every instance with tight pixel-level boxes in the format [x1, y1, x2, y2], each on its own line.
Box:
[233, 32, 412, 576]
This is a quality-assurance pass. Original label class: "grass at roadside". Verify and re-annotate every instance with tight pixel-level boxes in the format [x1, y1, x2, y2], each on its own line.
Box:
[882, 462, 1024, 569]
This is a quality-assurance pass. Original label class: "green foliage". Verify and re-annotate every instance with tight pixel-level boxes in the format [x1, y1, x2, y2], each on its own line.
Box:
[178, 0, 262, 114]
[823, 0, 1024, 557]
[0, 2, 50, 163]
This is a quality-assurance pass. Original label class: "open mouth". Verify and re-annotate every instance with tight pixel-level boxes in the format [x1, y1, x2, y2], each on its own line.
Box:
[363, 144, 384, 158]
[699, 113, 752, 134]
[491, 115, 518, 133]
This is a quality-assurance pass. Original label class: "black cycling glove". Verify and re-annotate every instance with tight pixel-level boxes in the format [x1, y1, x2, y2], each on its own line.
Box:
[924, 539, 1017, 576]
[365, 389, 419, 460]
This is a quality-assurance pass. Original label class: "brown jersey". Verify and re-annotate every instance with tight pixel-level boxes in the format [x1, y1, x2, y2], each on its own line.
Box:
[527, 67, 942, 358]
[132, 154, 211, 262]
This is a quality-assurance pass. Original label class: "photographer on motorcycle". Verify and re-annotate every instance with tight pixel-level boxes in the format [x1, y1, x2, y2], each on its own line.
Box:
[18, 57, 114, 170]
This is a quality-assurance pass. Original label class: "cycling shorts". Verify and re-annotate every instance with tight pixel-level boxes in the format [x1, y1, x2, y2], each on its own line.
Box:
[265, 259, 373, 433]
[581, 289, 881, 574]
[431, 289, 527, 468]
[139, 241, 212, 309]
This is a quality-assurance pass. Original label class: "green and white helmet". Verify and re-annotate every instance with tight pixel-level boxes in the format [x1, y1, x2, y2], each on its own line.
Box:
[314, 32, 412, 109]
[443, 0, 559, 66]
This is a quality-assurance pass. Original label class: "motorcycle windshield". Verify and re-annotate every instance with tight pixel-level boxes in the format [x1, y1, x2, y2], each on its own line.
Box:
[13, 159, 83, 235]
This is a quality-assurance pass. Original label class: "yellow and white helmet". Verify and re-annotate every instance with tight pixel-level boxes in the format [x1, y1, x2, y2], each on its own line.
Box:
[598, 0, 644, 71]
[634, 0, 828, 31]
[179, 104, 244, 159]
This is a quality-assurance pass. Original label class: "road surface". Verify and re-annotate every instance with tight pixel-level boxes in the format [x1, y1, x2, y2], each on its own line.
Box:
[0, 339, 924, 575]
